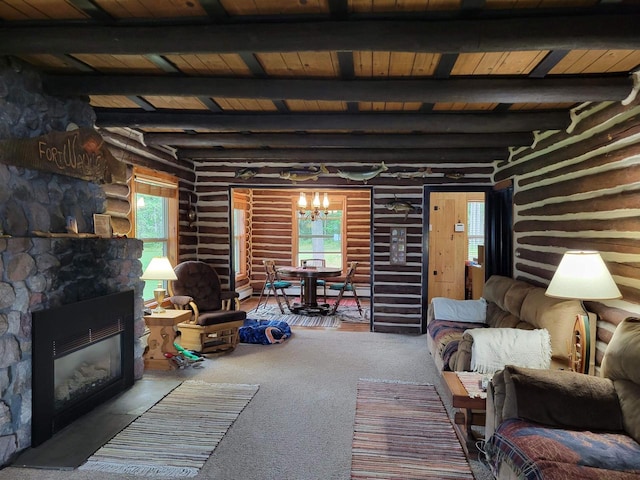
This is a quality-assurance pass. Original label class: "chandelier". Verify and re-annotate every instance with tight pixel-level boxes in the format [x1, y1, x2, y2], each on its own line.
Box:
[298, 192, 330, 221]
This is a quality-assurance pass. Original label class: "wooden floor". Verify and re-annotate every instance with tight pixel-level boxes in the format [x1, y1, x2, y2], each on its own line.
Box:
[240, 296, 370, 332]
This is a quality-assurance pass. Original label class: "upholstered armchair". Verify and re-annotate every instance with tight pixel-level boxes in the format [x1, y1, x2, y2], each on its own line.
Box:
[168, 261, 246, 355]
[485, 317, 640, 479]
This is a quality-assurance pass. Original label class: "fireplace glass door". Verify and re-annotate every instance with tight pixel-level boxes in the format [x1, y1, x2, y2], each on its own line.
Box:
[54, 332, 122, 412]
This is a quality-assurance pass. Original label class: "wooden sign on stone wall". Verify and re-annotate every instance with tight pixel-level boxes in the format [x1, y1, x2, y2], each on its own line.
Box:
[0, 128, 126, 184]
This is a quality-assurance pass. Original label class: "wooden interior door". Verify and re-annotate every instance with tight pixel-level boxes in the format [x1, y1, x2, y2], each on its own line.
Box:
[428, 192, 469, 302]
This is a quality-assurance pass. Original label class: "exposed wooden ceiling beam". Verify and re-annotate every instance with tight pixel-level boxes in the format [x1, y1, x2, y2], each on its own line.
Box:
[177, 147, 507, 162]
[45, 75, 631, 103]
[2, 15, 638, 55]
[144, 132, 532, 148]
[95, 110, 568, 133]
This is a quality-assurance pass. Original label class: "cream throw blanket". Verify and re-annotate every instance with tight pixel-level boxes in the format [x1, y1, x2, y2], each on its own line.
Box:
[467, 328, 552, 374]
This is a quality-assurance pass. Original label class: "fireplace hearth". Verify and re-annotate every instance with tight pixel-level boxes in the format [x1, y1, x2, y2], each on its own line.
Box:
[32, 290, 135, 446]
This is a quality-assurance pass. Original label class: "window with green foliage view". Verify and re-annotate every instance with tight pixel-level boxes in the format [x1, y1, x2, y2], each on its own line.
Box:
[133, 168, 178, 302]
[297, 210, 344, 269]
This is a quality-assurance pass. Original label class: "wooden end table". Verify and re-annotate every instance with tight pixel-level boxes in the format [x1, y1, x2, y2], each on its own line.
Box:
[442, 371, 487, 458]
[143, 309, 191, 370]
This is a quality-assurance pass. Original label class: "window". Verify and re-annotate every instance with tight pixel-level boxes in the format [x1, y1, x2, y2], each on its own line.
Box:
[131, 167, 178, 301]
[294, 195, 345, 269]
[233, 192, 249, 281]
[467, 200, 485, 262]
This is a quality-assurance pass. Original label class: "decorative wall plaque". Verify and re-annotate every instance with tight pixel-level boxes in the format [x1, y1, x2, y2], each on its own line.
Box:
[390, 228, 407, 265]
[0, 128, 126, 184]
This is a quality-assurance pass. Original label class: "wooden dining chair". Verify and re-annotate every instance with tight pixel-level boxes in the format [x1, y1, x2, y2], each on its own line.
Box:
[256, 259, 292, 313]
[300, 258, 327, 303]
[328, 261, 363, 316]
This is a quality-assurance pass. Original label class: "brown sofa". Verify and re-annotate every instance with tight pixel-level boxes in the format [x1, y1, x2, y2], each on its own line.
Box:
[485, 317, 640, 479]
[427, 275, 594, 372]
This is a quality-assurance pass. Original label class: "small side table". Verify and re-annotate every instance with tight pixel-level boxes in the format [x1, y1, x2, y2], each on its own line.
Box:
[143, 309, 191, 370]
[442, 371, 487, 458]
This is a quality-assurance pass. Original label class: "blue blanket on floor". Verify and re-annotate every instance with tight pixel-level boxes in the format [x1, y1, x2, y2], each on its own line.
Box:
[240, 319, 292, 344]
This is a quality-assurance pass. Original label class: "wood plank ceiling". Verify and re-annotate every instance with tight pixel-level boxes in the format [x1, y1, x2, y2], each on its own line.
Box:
[1, 0, 640, 168]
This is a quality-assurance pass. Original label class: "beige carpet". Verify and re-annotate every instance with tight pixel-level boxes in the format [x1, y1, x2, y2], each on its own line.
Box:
[0, 328, 492, 480]
[79, 381, 258, 478]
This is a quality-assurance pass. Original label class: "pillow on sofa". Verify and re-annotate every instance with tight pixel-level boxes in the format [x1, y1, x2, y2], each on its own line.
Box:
[431, 297, 487, 323]
[502, 365, 624, 432]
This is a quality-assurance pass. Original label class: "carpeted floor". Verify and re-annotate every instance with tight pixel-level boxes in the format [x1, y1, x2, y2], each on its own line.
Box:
[79, 381, 259, 478]
[1, 328, 493, 480]
[351, 379, 475, 479]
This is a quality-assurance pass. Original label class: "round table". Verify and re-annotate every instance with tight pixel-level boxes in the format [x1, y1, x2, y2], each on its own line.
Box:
[278, 266, 342, 316]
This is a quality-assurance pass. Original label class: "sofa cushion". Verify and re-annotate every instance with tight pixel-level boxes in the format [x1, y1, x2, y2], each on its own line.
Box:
[502, 365, 624, 432]
[483, 275, 534, 319]
[520, 289, 582, 368]
[602, 317, 640, 444]
[486, 418, 640, 480]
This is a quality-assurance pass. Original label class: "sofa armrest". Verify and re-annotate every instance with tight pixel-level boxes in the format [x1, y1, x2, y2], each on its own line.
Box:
[498, 365, 624, 432]
[452, 333, 473, 371]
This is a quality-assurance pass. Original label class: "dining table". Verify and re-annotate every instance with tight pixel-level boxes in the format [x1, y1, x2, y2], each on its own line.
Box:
[277, 266, 342, 316]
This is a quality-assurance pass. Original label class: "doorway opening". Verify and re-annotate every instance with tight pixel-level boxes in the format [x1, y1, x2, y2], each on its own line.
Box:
[426, 191, 486, 303]
[229, 186, 372, 305]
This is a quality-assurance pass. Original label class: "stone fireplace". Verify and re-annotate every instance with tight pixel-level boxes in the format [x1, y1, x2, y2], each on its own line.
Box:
[0, 235, 144, 464]
[0, 58, 145, 465]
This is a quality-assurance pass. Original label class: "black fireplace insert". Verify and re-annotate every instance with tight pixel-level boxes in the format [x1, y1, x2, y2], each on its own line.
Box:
[32, 290, 134, 446]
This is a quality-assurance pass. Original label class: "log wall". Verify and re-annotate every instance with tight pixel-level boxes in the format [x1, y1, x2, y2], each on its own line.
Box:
[248, 189, 371, 293]
[496, 98, 640, 371]
[101, 129, 198, 261]
[193, 161, 493, 333]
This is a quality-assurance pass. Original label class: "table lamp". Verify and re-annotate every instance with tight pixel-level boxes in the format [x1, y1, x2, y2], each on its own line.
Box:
[140, 257, 178, 313]
[545, 250, 622, 374]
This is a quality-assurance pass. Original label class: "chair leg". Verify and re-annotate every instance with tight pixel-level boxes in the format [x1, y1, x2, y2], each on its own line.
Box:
[256, 280, 270, 310]
[278, 287, 292, 312]
[271, 284, 286, 313]
[329, 287, 346, 315]
[350, 282, 363, 316]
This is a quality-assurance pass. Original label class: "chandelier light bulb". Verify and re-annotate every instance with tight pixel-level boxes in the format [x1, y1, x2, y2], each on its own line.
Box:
[322, 192, 330, 209]
[312, 192, 321, 208]
[298, 192, 307, 209]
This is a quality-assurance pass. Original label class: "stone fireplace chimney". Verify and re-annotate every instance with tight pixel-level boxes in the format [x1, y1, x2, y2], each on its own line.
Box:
[0, 58, 145, 465]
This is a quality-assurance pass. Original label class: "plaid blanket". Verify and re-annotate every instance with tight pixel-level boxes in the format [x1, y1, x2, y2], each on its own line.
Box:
[486, 418, 640, 480]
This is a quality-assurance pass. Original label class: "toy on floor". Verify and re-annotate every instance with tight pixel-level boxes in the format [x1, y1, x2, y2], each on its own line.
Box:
[174, 342, 203, 361]
[239, 319, 292, 344]
[164, 352, 203, 368]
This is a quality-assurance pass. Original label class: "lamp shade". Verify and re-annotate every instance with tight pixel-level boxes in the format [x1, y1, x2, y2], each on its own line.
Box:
[546, 251, 622, 300]
[140, 257, 177, 281]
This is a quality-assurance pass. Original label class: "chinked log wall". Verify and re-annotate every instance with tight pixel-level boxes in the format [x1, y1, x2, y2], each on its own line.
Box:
[193, 162, 493, 333]
[496, 98, 640, 372]
[249, 189, 371, 293]
[101, 129, 198, 260]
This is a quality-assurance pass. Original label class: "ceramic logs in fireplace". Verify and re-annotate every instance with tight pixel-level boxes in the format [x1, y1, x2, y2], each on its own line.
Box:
[31, 290, 135, 446]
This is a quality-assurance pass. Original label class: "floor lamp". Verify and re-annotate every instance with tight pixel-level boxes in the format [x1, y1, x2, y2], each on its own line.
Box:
[545, 251, 622, 374]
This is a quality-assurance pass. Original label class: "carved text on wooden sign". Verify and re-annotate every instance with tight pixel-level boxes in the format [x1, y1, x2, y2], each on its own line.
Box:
[0, 128, 126, 184]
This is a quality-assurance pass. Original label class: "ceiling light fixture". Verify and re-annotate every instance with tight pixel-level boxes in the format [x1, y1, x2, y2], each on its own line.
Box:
[298, 192, 330, 221]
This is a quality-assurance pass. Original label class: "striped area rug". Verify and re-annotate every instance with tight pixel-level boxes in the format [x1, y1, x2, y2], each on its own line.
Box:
[351, 379, 475, 480]
[79, 381, 259, 478]
[248, 299, 369, 327]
